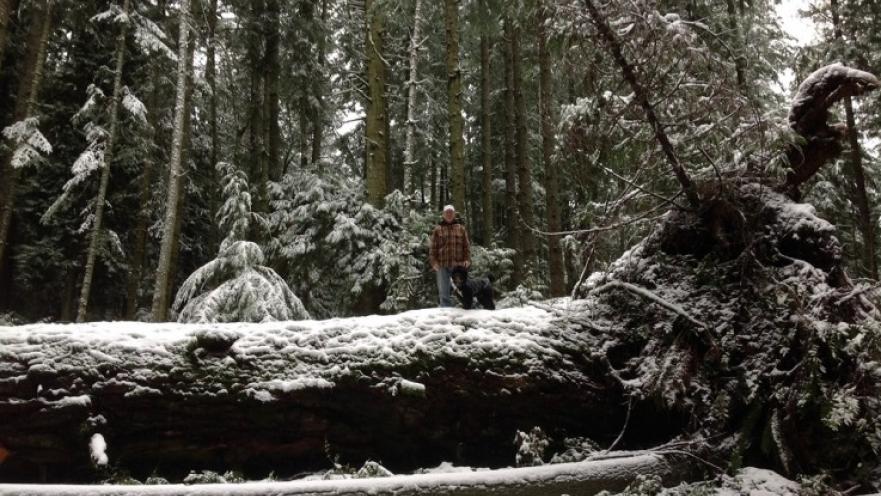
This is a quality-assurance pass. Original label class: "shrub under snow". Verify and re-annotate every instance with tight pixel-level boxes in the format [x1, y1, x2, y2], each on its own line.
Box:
[172, 240, 309, 323]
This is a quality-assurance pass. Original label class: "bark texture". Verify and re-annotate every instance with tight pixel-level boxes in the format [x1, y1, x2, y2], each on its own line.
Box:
[364, 0, 388, 208]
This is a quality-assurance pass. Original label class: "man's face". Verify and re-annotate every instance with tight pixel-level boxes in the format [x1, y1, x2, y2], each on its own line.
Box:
[443, 209, 455, 222]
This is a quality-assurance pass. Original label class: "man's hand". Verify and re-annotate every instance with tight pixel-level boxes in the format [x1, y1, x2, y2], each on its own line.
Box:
[432, 264, 439, 272]
[464, 260, 471, 269]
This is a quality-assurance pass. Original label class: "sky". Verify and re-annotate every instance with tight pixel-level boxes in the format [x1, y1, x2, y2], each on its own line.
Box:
[773, 0, 820, 94]
[775, 0, 820, 47]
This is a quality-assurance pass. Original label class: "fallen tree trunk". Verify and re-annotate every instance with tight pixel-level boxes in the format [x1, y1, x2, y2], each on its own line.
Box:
[0, 454, 685, 496]
[0, 308, 659, 482]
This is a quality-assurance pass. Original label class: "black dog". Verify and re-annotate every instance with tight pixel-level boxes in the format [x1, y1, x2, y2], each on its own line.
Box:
[451, 266, 495, 310]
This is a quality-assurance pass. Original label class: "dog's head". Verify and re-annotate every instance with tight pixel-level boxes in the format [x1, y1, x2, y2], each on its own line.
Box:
[451, 266, 469, 288]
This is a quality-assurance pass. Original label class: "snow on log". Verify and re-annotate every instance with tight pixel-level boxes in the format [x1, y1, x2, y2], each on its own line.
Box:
[0, 454, 684, 496]
[0, 307, 628, 482]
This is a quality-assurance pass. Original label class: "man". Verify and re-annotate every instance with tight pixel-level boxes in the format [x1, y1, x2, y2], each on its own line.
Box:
[429, 205, 471, 307]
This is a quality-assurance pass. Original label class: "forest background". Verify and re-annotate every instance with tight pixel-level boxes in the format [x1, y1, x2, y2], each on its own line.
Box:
[0, 0, 878, 324]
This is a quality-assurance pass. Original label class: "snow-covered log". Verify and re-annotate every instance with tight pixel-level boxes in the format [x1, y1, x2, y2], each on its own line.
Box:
[0, 308, 634, 482]
[0, 454, 683, 496]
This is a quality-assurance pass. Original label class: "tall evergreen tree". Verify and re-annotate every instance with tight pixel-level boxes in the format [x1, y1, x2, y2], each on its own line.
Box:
[152, 0, 193, 322]
[75, 0, 133, 322]
[0, 0, 54, 281]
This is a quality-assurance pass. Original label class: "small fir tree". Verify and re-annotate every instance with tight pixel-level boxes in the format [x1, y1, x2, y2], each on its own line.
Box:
[172, 162, 309, 323]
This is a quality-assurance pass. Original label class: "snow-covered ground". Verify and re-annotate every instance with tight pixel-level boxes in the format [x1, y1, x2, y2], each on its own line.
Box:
[0, 464, 847, 495]
[0, 454, 665, 495]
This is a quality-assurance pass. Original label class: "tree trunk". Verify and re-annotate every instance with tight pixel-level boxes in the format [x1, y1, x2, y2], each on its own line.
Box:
[310, 0, 327, 170]
[165, 25, 196, 309]
[444, 0, 466, 212]
[60, 270, 76, 321]
[126, 0, 167, 320]
[124, 153, 155, 320]
[404, 0, 424, 194]
[512, 18, 535, 269]
[151, 0, 193, 322]
[430, 154, 437, 209]
[0, 0, 17, 71]
[441, 157, 448, 208]
[265, 0, 281, 182]
[538, 1, 564, 297]
[831, 0, 878, 279]
[247, 0, 266, 212]
[364, 0, 388, 208]
[297, 0, 315, 171]
[842, 98, 877, 278]
[0, 0, 53, 281]
[76, 0, 132, 322]
[479, 0, 493, 244]
[724, 0, 745, 90]
[503, 18, 521, 284]
[206, 0, 218, 169]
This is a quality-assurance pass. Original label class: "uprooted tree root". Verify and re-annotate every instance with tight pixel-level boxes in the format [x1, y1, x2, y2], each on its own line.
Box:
[573, 180, 881, 490]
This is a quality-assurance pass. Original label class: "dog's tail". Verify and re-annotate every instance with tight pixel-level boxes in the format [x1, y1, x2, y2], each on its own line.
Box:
[486, 273, 495, 283]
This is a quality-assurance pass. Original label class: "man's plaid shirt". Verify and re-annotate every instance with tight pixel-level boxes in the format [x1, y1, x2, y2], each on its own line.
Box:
[429, 220, 471, 269]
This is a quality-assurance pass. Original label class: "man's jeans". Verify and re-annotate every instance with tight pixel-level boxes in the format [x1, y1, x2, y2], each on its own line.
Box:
[437, 266, 453, 307]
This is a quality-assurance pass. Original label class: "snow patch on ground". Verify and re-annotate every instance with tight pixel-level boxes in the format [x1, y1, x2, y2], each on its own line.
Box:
[89, 434, 108, 466]
[0, 454, 664, 495]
